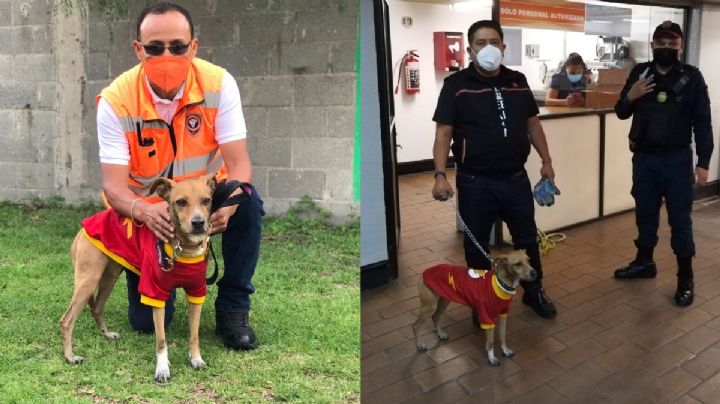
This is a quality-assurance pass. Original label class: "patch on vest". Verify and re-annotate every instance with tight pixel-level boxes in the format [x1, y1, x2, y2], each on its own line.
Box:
[186, 114, 202, 135]
[468, 268, 488, 279]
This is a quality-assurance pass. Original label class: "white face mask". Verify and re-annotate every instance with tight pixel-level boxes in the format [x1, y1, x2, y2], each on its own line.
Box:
[475, 45, 503, 71]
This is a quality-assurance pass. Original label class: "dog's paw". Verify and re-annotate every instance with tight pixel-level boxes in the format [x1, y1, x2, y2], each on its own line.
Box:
[190, 357, 207, 370]
[416, 343, 428, 352]
[66, 355, 84, 365]
[488, 357, 501, 366]
[102, 331, 120, 340]
[437, 331, 449, 341]
[154, 367, 171, 384]
[502, 347, 515, 358]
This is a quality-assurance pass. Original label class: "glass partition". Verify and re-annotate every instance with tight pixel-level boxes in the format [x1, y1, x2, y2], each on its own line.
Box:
[499, 0, 686, 93]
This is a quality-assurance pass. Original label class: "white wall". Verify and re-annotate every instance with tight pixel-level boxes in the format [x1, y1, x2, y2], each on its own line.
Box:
[698, 3, 720, 182]
[387, 0, 491, 163]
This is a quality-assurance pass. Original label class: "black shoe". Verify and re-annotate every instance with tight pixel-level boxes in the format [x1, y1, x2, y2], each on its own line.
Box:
[675, 282, 694, 307]
[522, 288, 557, 319]
[614, 261, 657, 279]
[216, 311, 258, 350]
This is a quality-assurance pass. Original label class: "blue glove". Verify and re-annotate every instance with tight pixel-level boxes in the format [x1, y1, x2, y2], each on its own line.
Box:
[533, 178, 561, 207]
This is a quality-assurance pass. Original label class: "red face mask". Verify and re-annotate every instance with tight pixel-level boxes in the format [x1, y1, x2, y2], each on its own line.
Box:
[142, 55, 191, 94]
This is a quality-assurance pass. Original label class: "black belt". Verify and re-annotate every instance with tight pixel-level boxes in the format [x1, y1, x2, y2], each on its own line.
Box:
[457, 167, 526, 179]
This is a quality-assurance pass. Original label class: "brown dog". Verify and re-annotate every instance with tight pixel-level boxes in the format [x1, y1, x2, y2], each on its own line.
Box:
[413, 250, 536, 366]
[59, 174, 216, 382]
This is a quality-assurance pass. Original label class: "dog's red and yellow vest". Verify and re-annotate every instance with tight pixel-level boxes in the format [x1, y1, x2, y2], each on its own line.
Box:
[423, 264, 513, 329]
[81, 209, 207, 308]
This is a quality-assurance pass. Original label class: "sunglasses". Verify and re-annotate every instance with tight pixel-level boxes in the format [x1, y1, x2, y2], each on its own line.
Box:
[140, 42, 191, 56]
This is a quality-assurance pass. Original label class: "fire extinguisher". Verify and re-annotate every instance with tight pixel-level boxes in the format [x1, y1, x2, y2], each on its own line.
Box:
[395, 50, 420, 95]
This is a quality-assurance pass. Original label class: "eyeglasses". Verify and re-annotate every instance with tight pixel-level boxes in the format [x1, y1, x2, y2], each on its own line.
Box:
[140, 42, 191, 56]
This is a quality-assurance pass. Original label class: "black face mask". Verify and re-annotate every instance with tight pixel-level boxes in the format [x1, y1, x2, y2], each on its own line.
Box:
[653, 47, 679, 68]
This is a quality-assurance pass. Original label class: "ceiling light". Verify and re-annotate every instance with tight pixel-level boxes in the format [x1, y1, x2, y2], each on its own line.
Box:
[449, 0, 492, 12]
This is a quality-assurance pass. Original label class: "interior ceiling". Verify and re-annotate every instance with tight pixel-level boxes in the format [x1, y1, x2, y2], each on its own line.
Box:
[400, 0, 454, 4]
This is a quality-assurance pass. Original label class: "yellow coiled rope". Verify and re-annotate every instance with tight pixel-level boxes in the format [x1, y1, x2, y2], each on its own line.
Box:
[536, 228, 567, 255]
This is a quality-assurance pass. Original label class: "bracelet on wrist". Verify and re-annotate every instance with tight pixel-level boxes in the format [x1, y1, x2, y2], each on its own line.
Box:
[434, 170, 446, 178]
[130, 197, 145, 228]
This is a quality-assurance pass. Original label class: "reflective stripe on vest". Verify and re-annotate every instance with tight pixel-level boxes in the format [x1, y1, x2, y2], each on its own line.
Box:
[127, 148, 224, 197]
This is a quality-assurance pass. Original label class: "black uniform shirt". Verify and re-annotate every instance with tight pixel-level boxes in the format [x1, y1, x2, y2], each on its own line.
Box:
[433, 63, 539, 177]
[615, 61, 713, 169]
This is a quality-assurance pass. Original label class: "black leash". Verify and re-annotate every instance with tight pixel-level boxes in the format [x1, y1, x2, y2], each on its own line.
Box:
[207, 241, 220, 285]
[205, 180, 253, 285]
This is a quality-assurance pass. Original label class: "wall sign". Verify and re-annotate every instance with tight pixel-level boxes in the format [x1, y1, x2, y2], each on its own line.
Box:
[500, 0, 585, 32]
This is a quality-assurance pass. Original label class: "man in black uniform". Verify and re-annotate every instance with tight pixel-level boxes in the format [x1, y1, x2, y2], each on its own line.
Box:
[431, 20, 558, 319]
[614, 21, 713, 307]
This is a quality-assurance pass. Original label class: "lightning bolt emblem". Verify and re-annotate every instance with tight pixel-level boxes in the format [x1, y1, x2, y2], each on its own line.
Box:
[123, 217, 133, 239]
[448, 274, 456, 291]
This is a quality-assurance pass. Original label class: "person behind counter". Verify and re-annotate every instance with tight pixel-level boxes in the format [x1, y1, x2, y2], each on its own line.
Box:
[545, 53, 590, 107]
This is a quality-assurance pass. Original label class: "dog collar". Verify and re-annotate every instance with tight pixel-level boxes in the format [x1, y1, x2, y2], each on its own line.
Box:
[494, 274, 516, 295]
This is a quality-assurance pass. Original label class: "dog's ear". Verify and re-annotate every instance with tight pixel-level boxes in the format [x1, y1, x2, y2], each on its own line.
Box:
[204, 174, 218, 194]
[149, 177, 174, 199]
[493, 256, 513, 280]
[493, 256, 508, 271]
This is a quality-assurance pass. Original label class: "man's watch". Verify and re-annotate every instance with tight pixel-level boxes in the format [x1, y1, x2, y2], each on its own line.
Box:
[434, 170, 446, 178]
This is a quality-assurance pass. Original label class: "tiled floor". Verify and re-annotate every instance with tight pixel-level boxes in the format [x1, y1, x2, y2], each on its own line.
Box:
[361, 169, 720, 403]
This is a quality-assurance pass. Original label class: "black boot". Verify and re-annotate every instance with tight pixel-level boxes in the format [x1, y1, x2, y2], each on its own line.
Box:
[522, 286, 557, 319]
[615, 245, 657, 279]
[675, 281, 694, 306]
[675, 257, 694, 307]
[216, 311, 258, 350]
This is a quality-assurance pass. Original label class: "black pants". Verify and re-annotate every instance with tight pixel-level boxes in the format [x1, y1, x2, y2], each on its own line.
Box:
[632, 147, 695, 258]
[456, 170, 543, 290]
[126, 185, 264, 333]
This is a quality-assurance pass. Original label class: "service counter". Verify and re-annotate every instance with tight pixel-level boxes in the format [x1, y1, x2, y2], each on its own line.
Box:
[520, 106, 633, 232]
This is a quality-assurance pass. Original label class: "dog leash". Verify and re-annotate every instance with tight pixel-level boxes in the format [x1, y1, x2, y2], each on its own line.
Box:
[206, 180, 253, 285]
[447, 197, 496, 266]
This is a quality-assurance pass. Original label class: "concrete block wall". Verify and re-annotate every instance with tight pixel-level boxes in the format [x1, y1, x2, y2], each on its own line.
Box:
[1, 0, 358, 218]
[0, 0, 56, 199]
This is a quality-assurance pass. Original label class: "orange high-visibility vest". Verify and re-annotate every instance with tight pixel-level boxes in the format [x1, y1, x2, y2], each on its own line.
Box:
[98, 58, 228, 203]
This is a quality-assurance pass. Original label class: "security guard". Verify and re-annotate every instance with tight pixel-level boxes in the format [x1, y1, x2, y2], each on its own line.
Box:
[431, 20, 558, 319]
[614, 21, 713, 306]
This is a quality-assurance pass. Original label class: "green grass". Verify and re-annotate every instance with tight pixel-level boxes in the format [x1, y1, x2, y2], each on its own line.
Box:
[0, 200, 359, 403]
